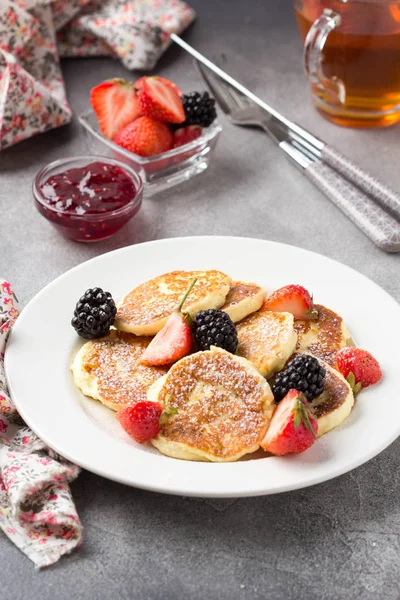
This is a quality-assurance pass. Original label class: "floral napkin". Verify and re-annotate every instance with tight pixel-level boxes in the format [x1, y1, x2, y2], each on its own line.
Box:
[0, 280, 82, 567]
[0, 0, 195, 150]
[76, 0, 196, 70]
[0, 0, 73, 150]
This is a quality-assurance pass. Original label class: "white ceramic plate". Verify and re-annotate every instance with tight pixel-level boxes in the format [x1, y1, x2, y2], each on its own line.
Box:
[5, 237, 400, 497]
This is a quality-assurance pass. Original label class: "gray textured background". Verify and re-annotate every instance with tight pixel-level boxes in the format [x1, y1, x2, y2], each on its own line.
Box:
[1, 0, 400, 598]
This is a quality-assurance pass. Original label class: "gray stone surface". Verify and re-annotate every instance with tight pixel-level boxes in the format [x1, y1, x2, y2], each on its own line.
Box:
[1, 0, 400, 598]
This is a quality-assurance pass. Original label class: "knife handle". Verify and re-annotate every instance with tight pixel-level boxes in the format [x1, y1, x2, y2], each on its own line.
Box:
[321, 145, 400, 222]
[305, 161, 400, 252]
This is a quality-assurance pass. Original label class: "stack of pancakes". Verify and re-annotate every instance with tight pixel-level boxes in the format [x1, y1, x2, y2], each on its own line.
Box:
[71, 270, 354, 461]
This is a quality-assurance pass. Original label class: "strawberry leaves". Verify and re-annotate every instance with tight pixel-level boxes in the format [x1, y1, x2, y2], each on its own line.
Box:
[346, 371, 362, 395]
[159, 394, 179, 425]
[293, 396, 317, 438]
[159, 406, 179, 425]
[262, 389, 318, 455]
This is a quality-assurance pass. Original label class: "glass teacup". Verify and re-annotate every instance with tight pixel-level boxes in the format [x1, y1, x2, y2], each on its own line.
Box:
[295, 0, 400, 127]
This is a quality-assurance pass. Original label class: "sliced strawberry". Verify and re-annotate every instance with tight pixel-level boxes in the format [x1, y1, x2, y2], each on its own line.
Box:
[261, 389, 318, 455]
[113, 116, 173, 157]
[135, 76, 183, 97]
[336, 347, 382, 393]
[263, 284, 318, 320]
[139, 76, 185, 124]
[173, 125, 202, 148]
[141, 278, 197, 366]
[90, 78, 142, 140]
[116, 401, 162, 443]
[141, 312, 192, 366]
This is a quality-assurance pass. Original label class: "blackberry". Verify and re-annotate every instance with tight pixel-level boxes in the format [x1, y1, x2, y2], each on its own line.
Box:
[192, 309, 238, 353]
[272, 354, 326, 403]
[71, 287, 117, 339]
[182, 91, 217, 127]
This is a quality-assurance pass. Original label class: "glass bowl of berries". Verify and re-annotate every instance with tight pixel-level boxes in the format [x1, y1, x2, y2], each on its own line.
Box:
[79, 76, 222, 197]
[33, 156, 143, 242]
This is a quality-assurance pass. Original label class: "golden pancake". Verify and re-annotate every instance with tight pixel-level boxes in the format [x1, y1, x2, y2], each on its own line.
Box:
[236, 310, 298, 378]
[310, 358, 354, 437]
[221, 281, 266, 323]
[71, 330, 168, 412]
[148, 347, 275, 462]
[115, 270, 231, 336]
[294, 304, 352, 367]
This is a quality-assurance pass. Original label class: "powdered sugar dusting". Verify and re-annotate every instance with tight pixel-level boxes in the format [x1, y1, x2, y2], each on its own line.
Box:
[236, 310, 297, 377]
[294, 304, 348, 366]
[116, 270, 231, 327]
[222, 281, 262, 309]
[82, 331, 168, 410]
[312, 363, 350, 417]
[158, 348, 274, 459]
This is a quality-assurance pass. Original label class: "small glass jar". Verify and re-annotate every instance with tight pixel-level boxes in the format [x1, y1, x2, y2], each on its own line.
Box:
[33, 155, 143, 243]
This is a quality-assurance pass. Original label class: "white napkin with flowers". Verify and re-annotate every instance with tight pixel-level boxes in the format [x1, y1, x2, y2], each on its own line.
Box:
[0, 280, 82, 567]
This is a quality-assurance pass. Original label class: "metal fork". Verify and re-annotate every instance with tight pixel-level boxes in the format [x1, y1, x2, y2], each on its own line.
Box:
[196, 60, 400, 252]
[173, 34, 400, 227]
[196, 61, 313, 159]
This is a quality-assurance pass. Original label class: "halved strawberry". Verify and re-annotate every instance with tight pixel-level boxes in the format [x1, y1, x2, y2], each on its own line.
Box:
[263, 284, 318, 320]
[90, 78, 142, 140]
[113, 116, 173, 157]
[135, 76, 183, 97]
[116, 401, 162, 443]
[173, 125, 202, 148]
[139, 76, 185, 124]
[336, 347, 382, 393]
[261, 389, 318, 455]
[141, 278, 197, 366]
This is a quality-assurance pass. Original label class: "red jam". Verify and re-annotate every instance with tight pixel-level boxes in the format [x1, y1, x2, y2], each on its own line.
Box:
[36, 161, 141, 242]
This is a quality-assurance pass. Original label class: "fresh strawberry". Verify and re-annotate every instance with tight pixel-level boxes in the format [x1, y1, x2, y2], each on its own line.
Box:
[336, 347, 382, 393]
[116, 401, 162, 443]
[113, 116, 173, 157]
[139, 76, 185, 124]
[141, 278, 197, 366]
[135, 76, 183, 97]
[263, 284, 318, 320]
[261, 389, 318, 455]
[90, 78, 142, 140]
[173, 125, 202, 148]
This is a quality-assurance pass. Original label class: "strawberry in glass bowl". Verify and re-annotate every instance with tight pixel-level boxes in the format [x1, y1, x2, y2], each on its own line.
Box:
[79, 76, 222, 196]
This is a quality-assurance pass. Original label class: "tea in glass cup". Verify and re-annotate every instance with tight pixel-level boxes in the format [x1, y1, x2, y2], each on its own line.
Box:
[295, 0, 400, 127]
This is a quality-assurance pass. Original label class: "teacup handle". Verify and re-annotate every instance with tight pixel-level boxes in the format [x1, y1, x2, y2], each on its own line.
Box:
[304, 9, 346, 105]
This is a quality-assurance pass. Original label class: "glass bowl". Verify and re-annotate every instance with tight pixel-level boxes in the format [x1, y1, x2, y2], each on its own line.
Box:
[79, 111, 222, 197]
[33, 155, 143, 243]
